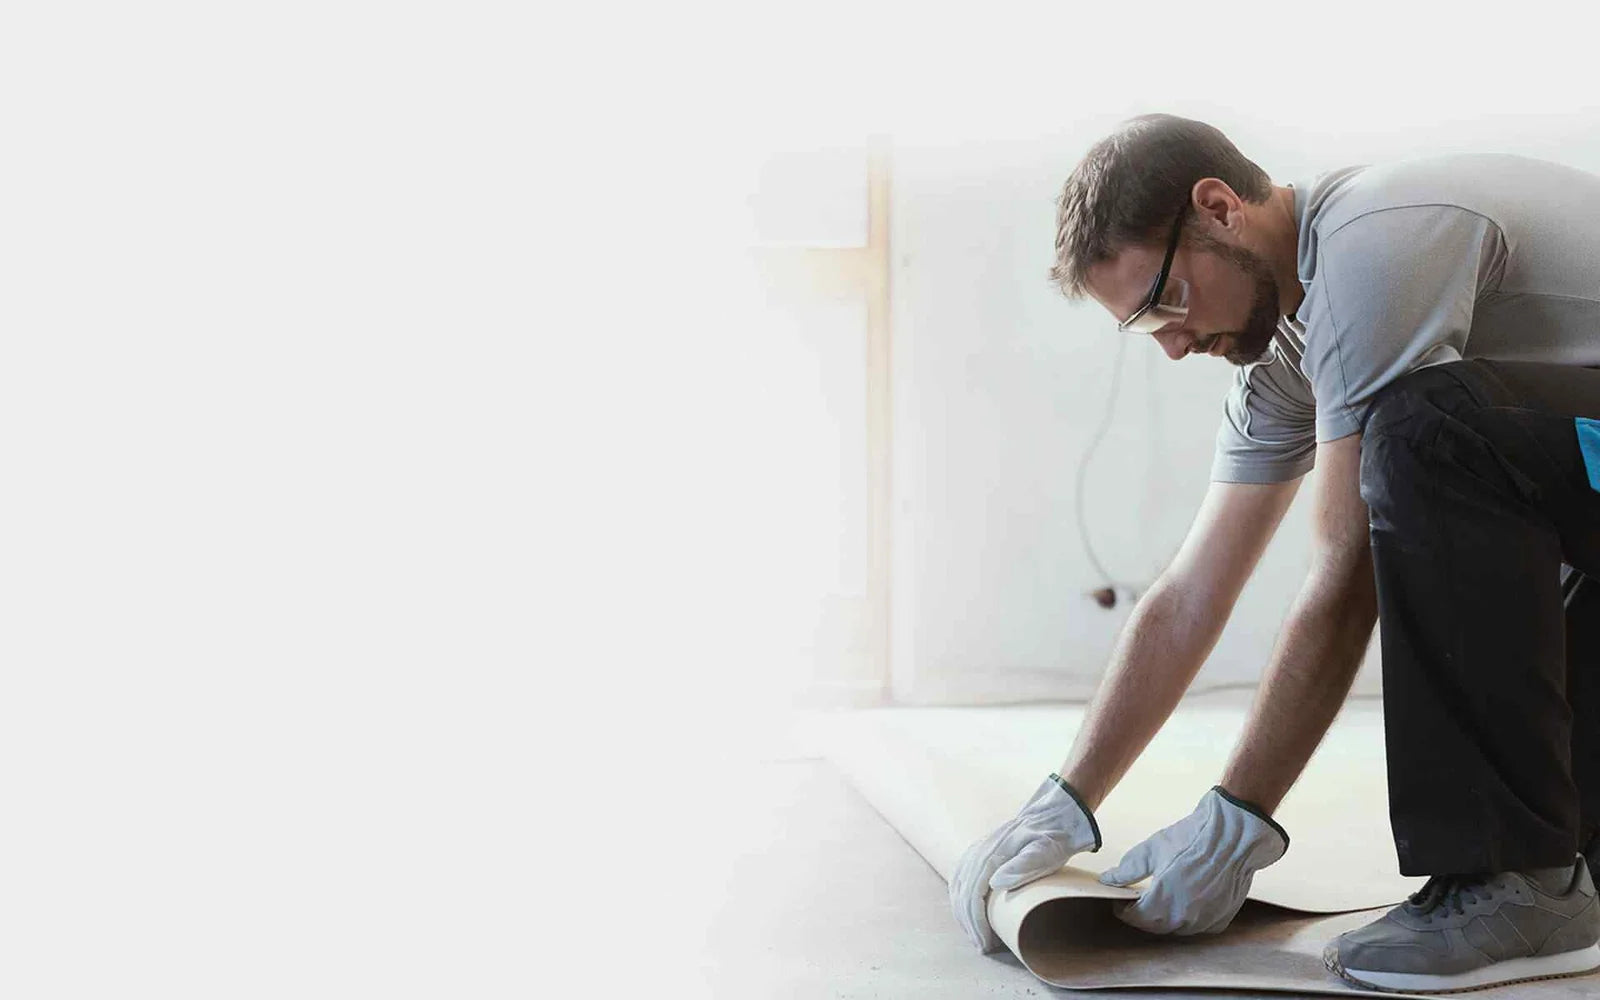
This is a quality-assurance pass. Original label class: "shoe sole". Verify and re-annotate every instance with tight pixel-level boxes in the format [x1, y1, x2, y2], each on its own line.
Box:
[1323, 942, 1600, 994]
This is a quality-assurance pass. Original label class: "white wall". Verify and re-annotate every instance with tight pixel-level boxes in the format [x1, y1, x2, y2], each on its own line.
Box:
[884, 105, 1600, 704]
[713, 6, 1600, 709]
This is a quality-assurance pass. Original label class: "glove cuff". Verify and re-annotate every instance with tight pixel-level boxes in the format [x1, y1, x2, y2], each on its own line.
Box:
[1211, 784, 1290, 851]
[1048, 772, 1102, 851]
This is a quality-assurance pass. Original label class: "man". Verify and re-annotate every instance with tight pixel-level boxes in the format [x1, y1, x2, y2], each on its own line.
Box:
[948, 113, 1600, 994]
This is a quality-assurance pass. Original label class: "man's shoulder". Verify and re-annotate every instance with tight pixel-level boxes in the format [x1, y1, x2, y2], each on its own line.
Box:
[1295, 154, 1542, 296]
[1309, 153, 1586, 243]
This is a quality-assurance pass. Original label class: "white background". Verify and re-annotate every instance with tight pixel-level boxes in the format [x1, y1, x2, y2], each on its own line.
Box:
[1, 0, 1596, 995]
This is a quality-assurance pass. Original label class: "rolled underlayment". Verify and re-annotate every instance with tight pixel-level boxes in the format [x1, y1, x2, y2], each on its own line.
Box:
[805, 689, 1600, 997]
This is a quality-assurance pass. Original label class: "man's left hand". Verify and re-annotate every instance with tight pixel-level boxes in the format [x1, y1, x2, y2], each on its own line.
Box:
[1096, 785, 1290, 935]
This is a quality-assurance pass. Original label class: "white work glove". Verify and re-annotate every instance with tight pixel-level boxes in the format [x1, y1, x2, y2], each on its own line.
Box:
[950, 774, 1101, 952]
[1096, 785, 1288, 936]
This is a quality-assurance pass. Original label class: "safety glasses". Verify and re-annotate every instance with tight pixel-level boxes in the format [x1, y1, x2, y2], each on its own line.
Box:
[1116, 205, 1190, 335]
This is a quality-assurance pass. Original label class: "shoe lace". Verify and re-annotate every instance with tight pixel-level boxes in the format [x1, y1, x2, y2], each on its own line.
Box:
[1405, 874, 1491, 920]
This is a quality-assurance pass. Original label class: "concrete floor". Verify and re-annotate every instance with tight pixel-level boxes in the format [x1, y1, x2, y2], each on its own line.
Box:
[695, 756, 1320, 999]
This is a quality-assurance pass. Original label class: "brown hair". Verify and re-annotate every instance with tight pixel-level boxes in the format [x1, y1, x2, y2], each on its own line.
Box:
[1049, 114, 1273, 302]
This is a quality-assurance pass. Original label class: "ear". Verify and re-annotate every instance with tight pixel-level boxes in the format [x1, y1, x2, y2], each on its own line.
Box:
[1189, 177, 1244, 234]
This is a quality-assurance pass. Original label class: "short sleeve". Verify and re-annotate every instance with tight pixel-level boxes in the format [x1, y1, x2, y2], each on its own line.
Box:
[1298, 206, 1504, 441]
[1209, 340, 1318, 484]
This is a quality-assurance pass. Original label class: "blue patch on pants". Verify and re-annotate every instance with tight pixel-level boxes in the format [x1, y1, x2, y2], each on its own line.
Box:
[1578, 418, 1600, 492]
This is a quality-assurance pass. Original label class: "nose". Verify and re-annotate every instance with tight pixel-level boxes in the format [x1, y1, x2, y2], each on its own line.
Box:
[1152, 328, 1191, 361]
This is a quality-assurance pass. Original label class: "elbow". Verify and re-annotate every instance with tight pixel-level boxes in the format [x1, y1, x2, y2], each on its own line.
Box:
[1309, 540, 1379, 623]
[1138, 570, 1234, 639]
[1312, 524, 1374, 582]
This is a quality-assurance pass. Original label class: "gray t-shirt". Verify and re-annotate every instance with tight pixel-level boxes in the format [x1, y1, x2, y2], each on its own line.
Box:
[1211, 152, 1600, 484]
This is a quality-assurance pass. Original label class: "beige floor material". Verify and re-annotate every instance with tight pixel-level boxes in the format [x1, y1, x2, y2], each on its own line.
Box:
[806, 690, 1600, 995]
[701, 755, 1318, 999]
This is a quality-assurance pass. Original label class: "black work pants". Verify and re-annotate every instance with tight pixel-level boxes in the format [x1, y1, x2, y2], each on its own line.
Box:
[1358, 359, 1600, 876]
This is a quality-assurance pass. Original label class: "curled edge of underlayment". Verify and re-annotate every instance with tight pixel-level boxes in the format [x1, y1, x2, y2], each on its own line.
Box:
[987, 868, 1402, 995]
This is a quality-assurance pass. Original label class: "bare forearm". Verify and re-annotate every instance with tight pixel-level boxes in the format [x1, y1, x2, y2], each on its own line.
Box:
[1058, 582, 1225, 812]
[1219, 552, 1378, 814]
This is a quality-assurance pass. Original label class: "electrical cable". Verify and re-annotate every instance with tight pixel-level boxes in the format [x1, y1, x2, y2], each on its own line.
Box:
[1073, 334, 1137, 604]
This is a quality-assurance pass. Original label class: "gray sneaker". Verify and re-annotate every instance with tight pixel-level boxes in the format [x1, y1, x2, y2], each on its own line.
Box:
[1322, 856, 1600, 994]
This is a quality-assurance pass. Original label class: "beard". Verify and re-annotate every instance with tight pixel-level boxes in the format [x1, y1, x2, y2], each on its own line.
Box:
[1188, 233, 1282, 366]
[1224, 267, 1282, 366]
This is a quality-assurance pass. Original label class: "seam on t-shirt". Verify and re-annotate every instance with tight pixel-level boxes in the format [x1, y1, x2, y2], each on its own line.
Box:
[1234, 355, 1275, 442]
[1486, 289, 1600, 305]
[1235, 346, 1300, 444]
[1312, 240, 1360, 433]
[1320, 202, 1506, 246]
[1317, 205, 1509, 431]
[1222, 456, 1315, 473]
[1233, 337, 1284, 443]
[1227, 332, 1318, 457]
[1283, 329, 1312, 387]
[1215, 323, 1321, 482]
[1210, 455, 1315, 484]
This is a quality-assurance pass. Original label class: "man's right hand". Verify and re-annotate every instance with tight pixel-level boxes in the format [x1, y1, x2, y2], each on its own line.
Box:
[949, 774, 1102, 952]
